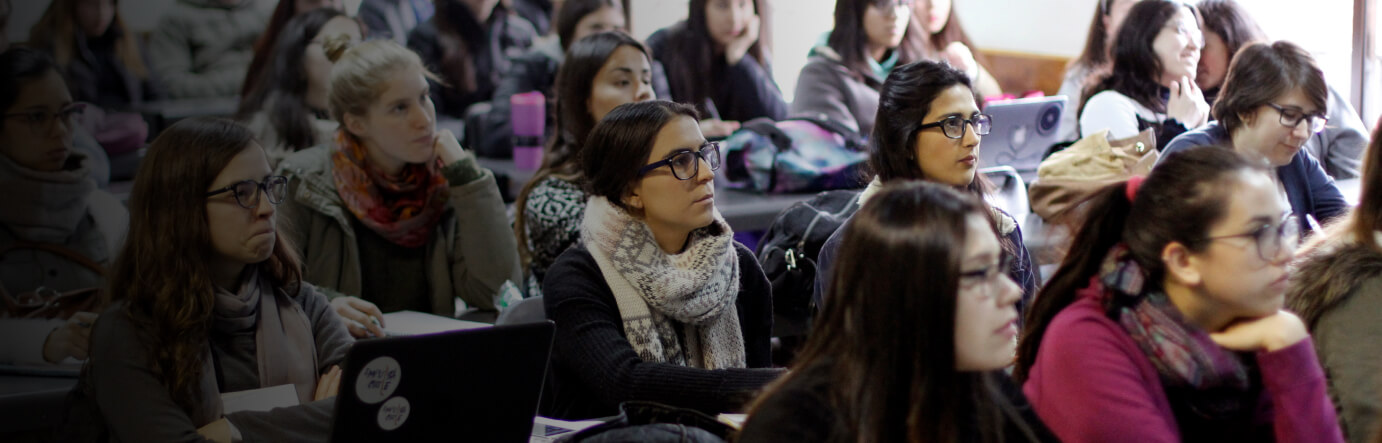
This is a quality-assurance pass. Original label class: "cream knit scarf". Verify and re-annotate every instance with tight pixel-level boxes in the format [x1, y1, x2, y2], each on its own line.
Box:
[580, 196, 745, 369]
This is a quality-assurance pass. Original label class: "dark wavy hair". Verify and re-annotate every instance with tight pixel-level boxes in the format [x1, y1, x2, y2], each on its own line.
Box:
[514, 31, 649, 268]
[582, 100, 700, 213]
[111, 117, 303, 412]
[1196, 0, 1266, 78]
[828, 0, 925, 84]
[242, 1, 342, 100]
[1081, 0, 1201, 116]
[660, 0, 768, 117]
[1211, 41, 1327, 134]
[237, 8, 362, 152]
[554, 0, 629, 52]
[433, 0, 512, 97]
[1014, 146, 1261, 382]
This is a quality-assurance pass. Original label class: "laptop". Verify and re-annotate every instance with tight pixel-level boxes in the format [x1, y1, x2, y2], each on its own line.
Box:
[331, 321, 556, 442]
[980, 96, 1068, 182]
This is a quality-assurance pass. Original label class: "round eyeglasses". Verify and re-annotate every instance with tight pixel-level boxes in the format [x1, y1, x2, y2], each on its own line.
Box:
[637, 142, 721, 180]
[206, 176, 289, 209]
[1199, 213, 1300, 262]
[3, 103, 86, 134]
[919, 113, 993, 139]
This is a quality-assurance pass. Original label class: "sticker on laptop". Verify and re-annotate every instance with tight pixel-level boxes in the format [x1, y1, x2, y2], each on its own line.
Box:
[355, 356, 401, 404]
[377, 396, 410, 431]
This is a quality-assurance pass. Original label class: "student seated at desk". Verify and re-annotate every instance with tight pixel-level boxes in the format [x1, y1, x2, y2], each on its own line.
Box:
[276, 40, 522, 338]
[646, 0, 786, 139]
[1163, 41, 1347, 234]
[1016, 146, 1342, 442]
[1055, 0, 1139, 144]
[915, 0, 1002, 98]
[0, 48, 126, 366]
[543, 100, 781, 419]
[28, 0, 165, 110]
[237, 8, 363, 168]
[146, 0, 269, 99]
[514, 31, 655, 293]
[1195, 0, 1370, 180]
[814, 60, 1039, 317]
[407, 0, 537, 119]
[68, 117, 354, 443]
[240, 0, 344, 103]
[740, 181, 1054, 442]
[791, 0, 925, 136]
[1078, 0, 1209, 150]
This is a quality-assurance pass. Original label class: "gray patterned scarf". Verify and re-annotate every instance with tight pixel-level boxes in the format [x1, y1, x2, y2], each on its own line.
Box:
[580, 196, 745, 369]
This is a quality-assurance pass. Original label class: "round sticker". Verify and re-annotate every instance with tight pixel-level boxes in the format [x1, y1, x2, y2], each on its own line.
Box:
[377, 396, 411, 431]
[354, 356, 401, 404]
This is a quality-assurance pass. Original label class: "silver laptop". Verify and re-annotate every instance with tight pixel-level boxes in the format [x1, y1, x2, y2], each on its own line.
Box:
[980, 96, 1067, 183]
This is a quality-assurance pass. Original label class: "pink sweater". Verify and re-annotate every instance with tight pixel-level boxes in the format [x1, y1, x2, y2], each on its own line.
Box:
[1024, 291, 1343, 442]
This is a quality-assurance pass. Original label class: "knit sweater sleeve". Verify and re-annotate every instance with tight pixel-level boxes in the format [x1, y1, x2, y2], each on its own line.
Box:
[1023, 299, 1181, 443]
[1256, 338, 1345, 442]
[543, 246, 783, 417]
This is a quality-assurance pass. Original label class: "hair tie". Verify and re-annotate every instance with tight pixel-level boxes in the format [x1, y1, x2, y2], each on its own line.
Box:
[1125, 175, 1146, 202]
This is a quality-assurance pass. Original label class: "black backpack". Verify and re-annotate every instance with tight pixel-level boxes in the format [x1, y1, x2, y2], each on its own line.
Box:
[755, 189, 861, 361]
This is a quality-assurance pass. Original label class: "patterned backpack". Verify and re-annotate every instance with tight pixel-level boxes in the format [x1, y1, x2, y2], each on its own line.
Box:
[719, 117, 869, 194]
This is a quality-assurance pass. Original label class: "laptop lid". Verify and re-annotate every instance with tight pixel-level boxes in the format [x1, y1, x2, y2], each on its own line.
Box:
[980, 96, 1067, 182]
[331, 321, 556, 443]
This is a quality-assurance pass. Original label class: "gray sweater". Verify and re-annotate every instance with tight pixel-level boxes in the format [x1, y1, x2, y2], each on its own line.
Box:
[789, 45, 882, 136]
[145, 0, 268, 99]
[78, 282, 353, 442]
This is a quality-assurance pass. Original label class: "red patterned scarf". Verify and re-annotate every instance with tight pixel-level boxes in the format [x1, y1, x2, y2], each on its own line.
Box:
[331, 131, 450, 248]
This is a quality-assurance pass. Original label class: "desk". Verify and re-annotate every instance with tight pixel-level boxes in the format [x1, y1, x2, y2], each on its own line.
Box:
[476, 158, 815, 232]
[0, 375, 77, 433]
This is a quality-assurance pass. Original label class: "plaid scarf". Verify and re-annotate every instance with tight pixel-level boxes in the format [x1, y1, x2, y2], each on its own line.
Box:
[331, 131, 450, 248]
[1098, 245, 1257, 420]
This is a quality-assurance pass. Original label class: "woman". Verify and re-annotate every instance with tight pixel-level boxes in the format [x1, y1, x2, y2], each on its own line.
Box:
[1286, 124, 1382, 443]
[1164, 41, 1347, 234]
[814, 60, 1039, 316]
[1055, 0, 1142, 144]
[0, 48, 125, 366]
[71, 117, 353, 442]
[1079, 0, 1208, 150]
[276, 40, 522, 338]
[917, 0, 1002, 98]
[646, 0, 787, 138]
[739, 181, 1053, 442]
[1015, 146, 1342, 442]
[513, 31, 654, 291]
[407, 0, 538, 118]
[241, 0, 344, 101]
[542, 100, 780, 419]
[237, 8, 363, 168]
[790, 0, 925, 135]
[1196, 0, 1369, 180]
[28, 0, 163, 109]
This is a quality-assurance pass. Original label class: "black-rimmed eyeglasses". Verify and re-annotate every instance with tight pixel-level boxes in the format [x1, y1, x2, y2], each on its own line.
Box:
[206, 176, 289, 209]
[1265, 103, 1328, 134]
[3, 103, 86, 134]
[637, 142, 721, 180]
[1199, 213, 1300, 262]
[919, 113, 993, 139]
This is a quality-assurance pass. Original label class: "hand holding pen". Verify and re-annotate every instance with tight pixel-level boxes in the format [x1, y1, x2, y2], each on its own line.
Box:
[329, 295, 386, 338]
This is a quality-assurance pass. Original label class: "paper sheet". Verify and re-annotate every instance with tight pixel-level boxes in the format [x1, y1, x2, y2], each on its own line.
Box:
[220, 384, 299, 414]
[381, 310, 491, 337]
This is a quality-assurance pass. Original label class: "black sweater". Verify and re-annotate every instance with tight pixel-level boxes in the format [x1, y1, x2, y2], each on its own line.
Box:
[645, 24, 788, 123]
[541, 243, 782, 419]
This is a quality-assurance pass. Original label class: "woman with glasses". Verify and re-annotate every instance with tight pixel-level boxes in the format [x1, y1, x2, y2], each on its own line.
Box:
[237, 7, 363, 168]
[1195, 0, 1369, 180]
[790, 0, 925, 136]
[276, 39, 522, 339]
[0, 48, 125, 367]
[513, 31, 655, 293]
[1164, 41, 1347, 235]
[1286, 124, 1382, 443]
[1079, 0, 1208, 150]
[739, 181, 1053, 442]
[541, 100, 781, 419]
[69, 117, 354, 442]
[916, 0, 1002, 98]
[1015, 146, 1343, 442]
[814, 60, 1039, 318]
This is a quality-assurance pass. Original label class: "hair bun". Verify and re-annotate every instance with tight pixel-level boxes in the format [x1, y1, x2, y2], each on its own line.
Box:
[322, 34, 353, 63]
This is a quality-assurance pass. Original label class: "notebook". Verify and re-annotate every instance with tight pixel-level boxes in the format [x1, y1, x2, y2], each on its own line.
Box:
[331, 321, 556, 442]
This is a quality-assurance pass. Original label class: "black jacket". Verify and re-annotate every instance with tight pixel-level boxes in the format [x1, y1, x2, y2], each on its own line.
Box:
[645, 24, 788, 123]
[407, 12, 537, 118]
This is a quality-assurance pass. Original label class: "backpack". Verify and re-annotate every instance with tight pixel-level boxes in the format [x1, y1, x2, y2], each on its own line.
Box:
[720, 117, 869, 194]
[755, 189, 861, 358]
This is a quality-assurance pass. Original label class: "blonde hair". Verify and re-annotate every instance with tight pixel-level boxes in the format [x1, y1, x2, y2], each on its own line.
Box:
[326, 39, 441, 128]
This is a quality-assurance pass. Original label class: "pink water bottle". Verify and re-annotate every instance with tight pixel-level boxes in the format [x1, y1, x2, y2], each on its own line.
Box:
[511, 91, 545, 171]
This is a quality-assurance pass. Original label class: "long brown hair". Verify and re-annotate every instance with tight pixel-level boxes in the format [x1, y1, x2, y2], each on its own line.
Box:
[110, 117, 303, 412]
[918, 0, 985, 65]
[28, 0, 148, 79]
[513, 31, 649, 270]
[660, 0, 769, 117]
[1080, 0, 1200, 116]
[433, 0, 514, 97]
[1014, 146, 1260, 382]
[1071, 0, 1120, 73]
[747, 181, 1038, 442]
[828, 0, 925, 85]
